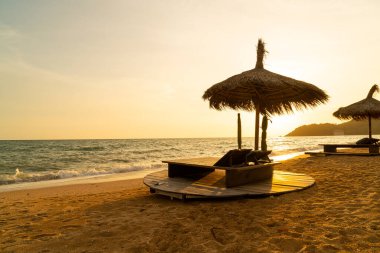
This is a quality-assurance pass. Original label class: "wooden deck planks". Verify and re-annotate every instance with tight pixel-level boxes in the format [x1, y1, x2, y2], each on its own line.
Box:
[144, 169, 315, 199]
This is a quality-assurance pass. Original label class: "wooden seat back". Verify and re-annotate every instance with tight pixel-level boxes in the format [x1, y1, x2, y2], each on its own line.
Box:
[213, 149, 252, 167]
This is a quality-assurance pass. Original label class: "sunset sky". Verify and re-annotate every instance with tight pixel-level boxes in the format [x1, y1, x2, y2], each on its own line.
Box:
[1, 0, 380, 140]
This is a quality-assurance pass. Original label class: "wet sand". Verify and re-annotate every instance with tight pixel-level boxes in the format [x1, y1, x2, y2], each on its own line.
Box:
[0, 154, 379, 252]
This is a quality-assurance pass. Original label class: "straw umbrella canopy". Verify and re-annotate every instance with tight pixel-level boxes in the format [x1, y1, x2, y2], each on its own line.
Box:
[333, 84, 380, 138]
[203, 39, 329, 150]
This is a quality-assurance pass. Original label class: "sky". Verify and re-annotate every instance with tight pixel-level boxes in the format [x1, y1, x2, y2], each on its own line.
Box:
[1, 0, 380, 140]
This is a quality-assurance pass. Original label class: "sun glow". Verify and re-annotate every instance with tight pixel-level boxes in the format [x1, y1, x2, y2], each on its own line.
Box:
[0, 1, 380, 139]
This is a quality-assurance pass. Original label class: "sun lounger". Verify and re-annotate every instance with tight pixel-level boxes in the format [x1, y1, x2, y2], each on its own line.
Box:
[306, 143, 380, 156]
[213, 149, 272, 167]
[321, 144, 379, 154]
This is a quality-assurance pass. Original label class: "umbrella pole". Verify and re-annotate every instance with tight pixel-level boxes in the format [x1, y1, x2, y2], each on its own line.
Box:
[261, 115, 268, 151]
[369, 115, 372, 139]
[254, 107, 260, 150]
[237, 113, 242, 149]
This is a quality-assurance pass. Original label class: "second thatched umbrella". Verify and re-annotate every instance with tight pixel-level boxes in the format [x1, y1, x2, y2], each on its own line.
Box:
[333, 84, 380, 138]
[203, 39, 329, 150]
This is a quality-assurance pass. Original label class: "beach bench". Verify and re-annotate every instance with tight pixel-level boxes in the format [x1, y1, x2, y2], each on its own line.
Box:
[321, 144, 380, 154]
[163, 156, 278, 188]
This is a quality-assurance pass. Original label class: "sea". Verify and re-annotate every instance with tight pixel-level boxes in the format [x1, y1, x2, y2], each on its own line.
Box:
[0, 135, 373, 186]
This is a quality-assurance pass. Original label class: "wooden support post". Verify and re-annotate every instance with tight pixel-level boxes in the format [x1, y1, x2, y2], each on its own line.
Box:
[369, 115, 372, 139]
[254, 108, 260, 151]
[261, 115, 268, 151]
[238, 113, 242, 150]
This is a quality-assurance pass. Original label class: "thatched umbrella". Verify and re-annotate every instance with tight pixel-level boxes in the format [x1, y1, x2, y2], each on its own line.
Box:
[203, 39, 329, 150]
[333, 84, 380, 138]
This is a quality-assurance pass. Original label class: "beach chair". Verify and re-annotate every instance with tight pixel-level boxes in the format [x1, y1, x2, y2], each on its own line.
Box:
[213, 149, 272, 167]
[356, 137, 379, 145]
[245, 150, 272, 165]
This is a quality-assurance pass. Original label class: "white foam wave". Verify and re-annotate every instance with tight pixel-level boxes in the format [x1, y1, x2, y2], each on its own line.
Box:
[0, 163, 166, 185]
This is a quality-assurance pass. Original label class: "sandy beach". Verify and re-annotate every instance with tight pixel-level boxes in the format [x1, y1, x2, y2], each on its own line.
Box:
[1, 154, 379, 253]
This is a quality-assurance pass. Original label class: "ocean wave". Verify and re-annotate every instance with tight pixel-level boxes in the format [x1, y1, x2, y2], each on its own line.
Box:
[110, 159, 132, 163]
[0, 168, 60, 185]
[130, 149, 164, 154]
[76, 146, 105, 151]
[130, 147, 182, 154]
[0, 164, 165, 185]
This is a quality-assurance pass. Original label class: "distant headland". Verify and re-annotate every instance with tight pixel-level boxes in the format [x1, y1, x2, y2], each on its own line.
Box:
[286, 119, 380, 136]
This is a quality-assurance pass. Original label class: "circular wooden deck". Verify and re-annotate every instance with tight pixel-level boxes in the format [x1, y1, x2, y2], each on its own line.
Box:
[144, 170, 315, 200]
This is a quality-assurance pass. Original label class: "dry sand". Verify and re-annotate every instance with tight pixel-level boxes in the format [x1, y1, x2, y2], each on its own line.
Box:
[0, 154, 379, 253]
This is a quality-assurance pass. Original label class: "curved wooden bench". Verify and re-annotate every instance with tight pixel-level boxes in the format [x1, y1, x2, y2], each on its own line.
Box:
[163, 157, 278, 188]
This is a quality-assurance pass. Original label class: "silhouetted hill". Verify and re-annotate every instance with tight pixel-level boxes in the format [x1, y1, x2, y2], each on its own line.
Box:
[286, 119, 380, 136]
